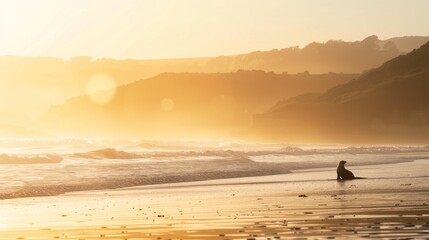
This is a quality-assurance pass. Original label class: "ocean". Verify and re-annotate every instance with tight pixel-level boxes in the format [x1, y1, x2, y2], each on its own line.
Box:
[0, 138, 428, 199]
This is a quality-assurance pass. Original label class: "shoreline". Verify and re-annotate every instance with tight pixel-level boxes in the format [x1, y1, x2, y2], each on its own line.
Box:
[0, 153, 422, 201]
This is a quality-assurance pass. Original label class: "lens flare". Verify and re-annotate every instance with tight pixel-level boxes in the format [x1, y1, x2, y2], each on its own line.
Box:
[85, 73, 116, 105]
[161, 98, 175, 111]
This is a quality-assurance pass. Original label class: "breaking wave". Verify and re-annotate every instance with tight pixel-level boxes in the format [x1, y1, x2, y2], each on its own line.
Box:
[72, 145, 429, 160]
[0, 140, 428, 200]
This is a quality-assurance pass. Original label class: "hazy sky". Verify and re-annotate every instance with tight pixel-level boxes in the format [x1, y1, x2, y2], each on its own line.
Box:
[1, 0, 429, 59]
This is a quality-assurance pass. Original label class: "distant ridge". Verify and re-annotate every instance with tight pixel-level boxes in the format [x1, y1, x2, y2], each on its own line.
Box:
[381, 36, 429, 52]
[0, 35, 427, 117]
[205, 35, 427, 74]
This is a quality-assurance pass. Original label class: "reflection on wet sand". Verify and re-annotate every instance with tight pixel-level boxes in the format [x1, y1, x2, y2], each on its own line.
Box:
[0, 160, 428, 239]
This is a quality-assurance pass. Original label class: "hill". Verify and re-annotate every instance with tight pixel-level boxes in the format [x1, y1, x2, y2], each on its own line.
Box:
[381, 36, 429, 52]
[39, 71, 357, 139]
[253, 41, 429, 143]
[1, 35, 427, 118]
[205, 35, 429, 73]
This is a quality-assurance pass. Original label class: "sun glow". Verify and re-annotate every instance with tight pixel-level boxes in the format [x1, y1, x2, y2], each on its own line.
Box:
[0, 223, 7, 229]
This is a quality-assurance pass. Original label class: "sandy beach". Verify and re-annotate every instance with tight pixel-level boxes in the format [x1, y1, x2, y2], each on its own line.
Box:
[0, 159, 428, 240]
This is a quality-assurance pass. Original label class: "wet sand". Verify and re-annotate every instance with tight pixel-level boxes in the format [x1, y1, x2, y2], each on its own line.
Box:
[0, 160, 428, 239]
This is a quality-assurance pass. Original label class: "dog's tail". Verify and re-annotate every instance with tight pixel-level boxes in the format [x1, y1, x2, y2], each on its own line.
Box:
[354, 177, 367, 179]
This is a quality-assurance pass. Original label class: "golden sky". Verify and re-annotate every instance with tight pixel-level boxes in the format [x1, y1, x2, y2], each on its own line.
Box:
[1, 0, 429, 59]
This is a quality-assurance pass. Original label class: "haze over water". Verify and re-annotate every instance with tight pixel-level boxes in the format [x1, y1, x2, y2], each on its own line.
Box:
[0, 139, 427, 200]
[1, 1, 429, 239]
